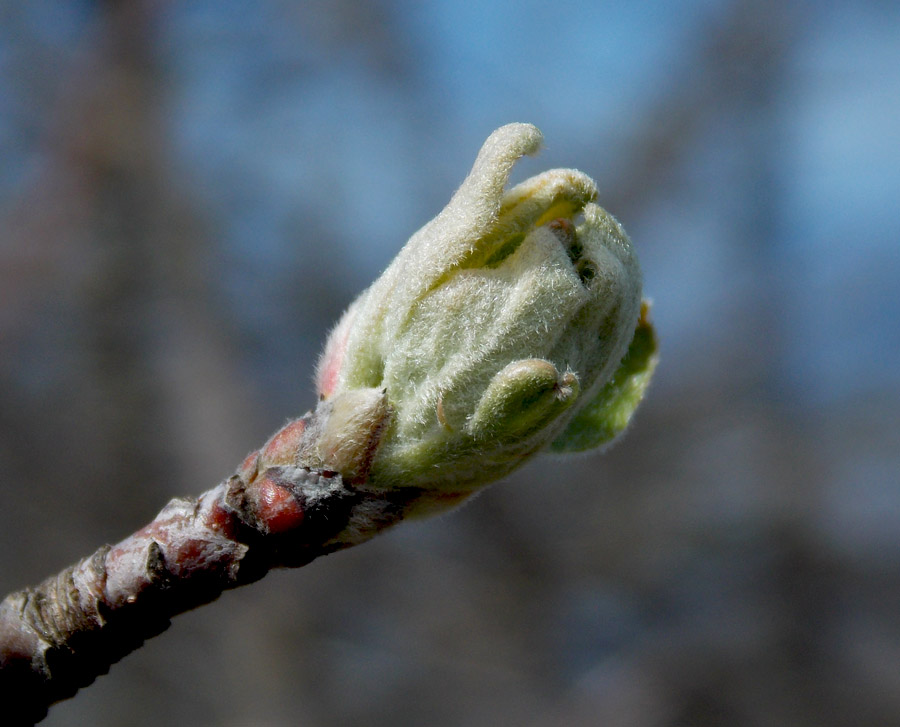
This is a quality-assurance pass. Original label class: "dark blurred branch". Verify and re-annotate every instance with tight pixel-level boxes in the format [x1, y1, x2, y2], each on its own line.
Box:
[0, 0, 256, 533]
[606, 0, 804, 216]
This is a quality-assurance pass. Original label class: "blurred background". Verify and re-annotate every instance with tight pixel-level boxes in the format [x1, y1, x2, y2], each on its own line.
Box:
[2, 0, 898, 724]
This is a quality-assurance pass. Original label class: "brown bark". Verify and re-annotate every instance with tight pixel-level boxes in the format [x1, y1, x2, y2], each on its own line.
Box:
[0, 409, 414, 726]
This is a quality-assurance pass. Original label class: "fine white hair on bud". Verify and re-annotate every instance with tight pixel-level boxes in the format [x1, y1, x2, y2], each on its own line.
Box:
[315, 123, 657, 514]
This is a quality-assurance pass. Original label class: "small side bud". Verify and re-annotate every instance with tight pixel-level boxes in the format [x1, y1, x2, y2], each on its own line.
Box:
[314, 388, 390, 483]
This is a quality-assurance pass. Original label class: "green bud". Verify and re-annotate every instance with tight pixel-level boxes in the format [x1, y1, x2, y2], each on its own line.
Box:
[315, 123, 654, 511]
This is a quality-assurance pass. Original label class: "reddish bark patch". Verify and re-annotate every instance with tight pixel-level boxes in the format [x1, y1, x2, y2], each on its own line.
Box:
[205, 500, 237, 539]
[261, 419, 306, 467]
[238, 450, 260, 484]
[254, 476, 304, 534]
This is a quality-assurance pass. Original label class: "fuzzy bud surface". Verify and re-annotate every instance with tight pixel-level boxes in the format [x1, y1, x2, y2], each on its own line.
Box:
[315, 123, 657, 512]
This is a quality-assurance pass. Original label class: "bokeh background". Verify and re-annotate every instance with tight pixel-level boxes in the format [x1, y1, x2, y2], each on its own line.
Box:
[2, 0, 899, 725]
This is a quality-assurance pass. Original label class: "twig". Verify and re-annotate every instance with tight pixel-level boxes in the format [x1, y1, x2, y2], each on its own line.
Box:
[0, 408, 414, 725]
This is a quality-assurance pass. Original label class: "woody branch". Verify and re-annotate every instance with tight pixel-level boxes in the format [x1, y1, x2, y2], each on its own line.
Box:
[0, 405, 417, 726]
